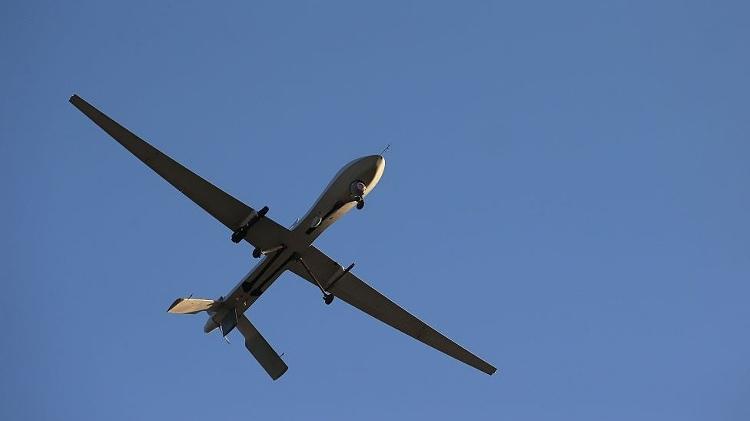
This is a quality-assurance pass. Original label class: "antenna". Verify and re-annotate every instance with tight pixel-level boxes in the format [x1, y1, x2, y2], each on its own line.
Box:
[380, 143, 391, 155]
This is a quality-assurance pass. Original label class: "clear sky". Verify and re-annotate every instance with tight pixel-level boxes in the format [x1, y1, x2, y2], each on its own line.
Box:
[2, 1, 749, 420]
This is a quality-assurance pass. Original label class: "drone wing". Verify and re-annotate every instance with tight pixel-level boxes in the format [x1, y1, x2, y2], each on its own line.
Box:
[69, 95, 288, 251]
[288, 246, 497, 375]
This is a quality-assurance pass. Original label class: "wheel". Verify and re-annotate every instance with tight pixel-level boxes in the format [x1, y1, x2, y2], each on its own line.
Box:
[324, 294, 334, 305]
[356, 200, 365, 210]
[252, 248, 262, 258]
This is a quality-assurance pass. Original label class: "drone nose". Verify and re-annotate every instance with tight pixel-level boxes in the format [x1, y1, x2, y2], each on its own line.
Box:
[364, 155, 385, 191]
[373, 155, 385, 173]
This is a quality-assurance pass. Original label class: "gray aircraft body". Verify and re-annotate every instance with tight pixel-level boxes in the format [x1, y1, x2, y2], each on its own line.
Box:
[70, 95, 496, 380]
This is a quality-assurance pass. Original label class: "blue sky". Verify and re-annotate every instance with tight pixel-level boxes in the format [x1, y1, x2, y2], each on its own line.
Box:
[2, 1, 749, 419]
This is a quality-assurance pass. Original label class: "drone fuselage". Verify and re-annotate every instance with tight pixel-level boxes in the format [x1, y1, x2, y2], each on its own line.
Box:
[204, 155, 385, 333]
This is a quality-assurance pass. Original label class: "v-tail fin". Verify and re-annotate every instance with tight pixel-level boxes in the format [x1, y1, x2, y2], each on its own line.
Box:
[236, 314, 288, 380]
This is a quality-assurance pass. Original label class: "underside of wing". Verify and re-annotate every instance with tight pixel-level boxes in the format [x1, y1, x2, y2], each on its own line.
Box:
[69, 94, 288, 250]
[288, 247, 497, 375]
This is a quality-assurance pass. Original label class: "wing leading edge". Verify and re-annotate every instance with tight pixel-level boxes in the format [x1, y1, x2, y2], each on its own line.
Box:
[289, 247, 497, 375]
[69, 94, 288, 251]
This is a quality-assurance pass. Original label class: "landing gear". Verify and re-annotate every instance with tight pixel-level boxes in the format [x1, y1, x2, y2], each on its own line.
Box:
[295, 253, 336, 306]
[350, 180, 366, 210]
[252, 248, 262, 258]
[321, 262, 355, 304]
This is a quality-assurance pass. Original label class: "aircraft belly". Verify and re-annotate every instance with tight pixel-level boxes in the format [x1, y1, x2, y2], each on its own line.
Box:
[235, 252, 292, 310]
[203, 255, 288, 335]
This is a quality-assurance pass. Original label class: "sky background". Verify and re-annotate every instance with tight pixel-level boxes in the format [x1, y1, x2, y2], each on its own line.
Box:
[2, 1, 749, 420]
